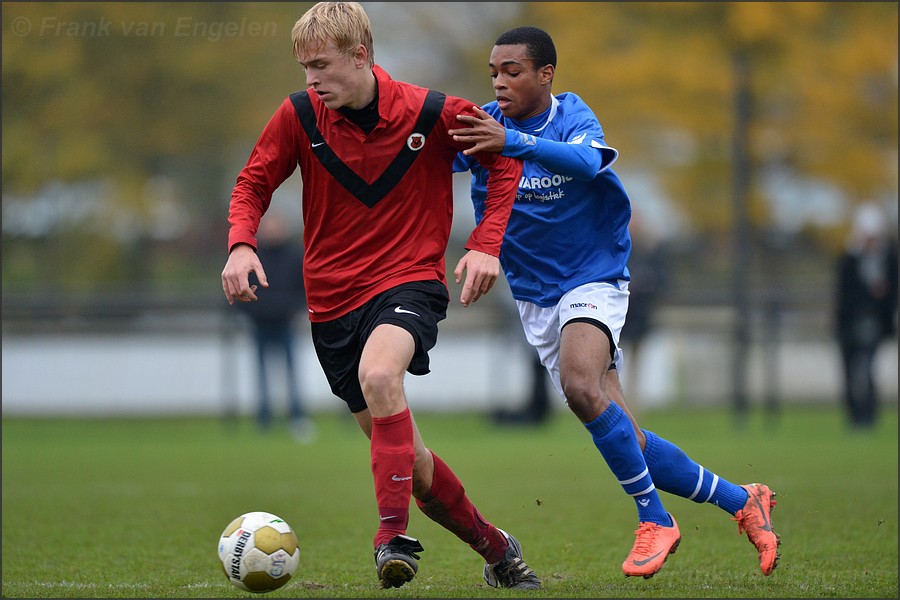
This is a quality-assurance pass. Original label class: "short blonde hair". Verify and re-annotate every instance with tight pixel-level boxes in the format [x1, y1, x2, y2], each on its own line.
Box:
[291, 2, 374, 66]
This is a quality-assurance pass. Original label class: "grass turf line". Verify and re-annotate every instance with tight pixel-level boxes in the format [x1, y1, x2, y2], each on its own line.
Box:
[2, 405, 897, 598]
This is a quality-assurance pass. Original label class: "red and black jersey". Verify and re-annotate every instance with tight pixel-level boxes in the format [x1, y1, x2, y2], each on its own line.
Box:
[227, 65, 522, 322]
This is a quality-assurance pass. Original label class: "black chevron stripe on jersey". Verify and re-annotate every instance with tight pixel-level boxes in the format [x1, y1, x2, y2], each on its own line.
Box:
[289, 90, 446, 208]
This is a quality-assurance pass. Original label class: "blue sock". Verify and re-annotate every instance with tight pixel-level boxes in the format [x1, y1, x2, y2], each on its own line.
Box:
[585, 404, 670, 526]
[642, 430, 749, 516]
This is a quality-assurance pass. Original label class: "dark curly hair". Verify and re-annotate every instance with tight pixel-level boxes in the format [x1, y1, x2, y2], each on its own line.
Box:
[495, 26, 556, 69]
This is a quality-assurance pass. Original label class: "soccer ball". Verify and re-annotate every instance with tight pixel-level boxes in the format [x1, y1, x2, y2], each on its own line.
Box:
[217, 511, 300, 593]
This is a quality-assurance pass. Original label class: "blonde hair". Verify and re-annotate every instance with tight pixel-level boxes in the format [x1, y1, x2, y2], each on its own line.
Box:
[291, 2, 374, 66]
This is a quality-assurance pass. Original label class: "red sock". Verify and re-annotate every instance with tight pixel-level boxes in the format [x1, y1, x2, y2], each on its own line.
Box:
[371, 408, 415, 547]
[415, 451, 507, 563]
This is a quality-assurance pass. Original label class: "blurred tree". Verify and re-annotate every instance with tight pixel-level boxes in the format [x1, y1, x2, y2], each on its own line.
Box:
[2, 2, 896, 297]
[2, 2, 312, 292]
[528, 2, 897, 242]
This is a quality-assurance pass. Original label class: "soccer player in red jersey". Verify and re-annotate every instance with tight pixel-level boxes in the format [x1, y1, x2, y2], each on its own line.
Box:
[221, 2, 539, 591]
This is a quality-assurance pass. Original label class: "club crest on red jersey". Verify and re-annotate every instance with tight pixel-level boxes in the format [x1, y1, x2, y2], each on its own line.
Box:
[407, 133, 425, 151]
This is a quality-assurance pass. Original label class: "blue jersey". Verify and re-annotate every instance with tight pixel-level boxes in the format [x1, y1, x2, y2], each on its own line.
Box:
[454, 92, 632, 307]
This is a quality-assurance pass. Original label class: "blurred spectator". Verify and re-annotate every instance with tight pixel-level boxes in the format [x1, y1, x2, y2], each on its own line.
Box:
[236, 216, 315, 442]
[619, 210, 669, 413]
[487, 281, 552, 427]
[835, 202, 898, 430]
[492, 351, 552, 426]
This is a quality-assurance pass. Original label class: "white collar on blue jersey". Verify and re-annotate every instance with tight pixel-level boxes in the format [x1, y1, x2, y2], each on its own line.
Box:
[533, 95, 559, 133]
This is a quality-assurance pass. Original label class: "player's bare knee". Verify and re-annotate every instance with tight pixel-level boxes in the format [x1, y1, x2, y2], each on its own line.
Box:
[358, 363, 396, 391]
[562, 378, 609, 422]
[561, 377, 597, 406]
[359, 367, 403, 406]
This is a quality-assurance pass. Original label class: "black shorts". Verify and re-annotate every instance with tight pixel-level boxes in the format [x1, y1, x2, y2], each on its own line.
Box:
[310, 280, 449, 413]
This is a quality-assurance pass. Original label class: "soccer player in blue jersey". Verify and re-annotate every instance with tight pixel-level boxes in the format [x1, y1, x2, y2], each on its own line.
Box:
[451, 26, 780, 579]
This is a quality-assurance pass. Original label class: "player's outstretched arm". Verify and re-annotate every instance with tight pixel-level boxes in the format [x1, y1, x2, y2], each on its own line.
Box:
[451, 106, 608, 181]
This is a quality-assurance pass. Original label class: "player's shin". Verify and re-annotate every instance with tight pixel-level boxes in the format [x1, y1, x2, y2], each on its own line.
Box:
[371, 408, 415, 546]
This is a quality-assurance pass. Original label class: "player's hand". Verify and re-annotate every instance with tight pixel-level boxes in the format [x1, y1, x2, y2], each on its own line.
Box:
[453, 249, 500, 307]
[449, 106, 506, 156]
[221, 244, 268, 305]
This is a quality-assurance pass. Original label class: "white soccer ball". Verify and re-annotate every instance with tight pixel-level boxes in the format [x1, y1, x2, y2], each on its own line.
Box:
[217, 511, 300, 593]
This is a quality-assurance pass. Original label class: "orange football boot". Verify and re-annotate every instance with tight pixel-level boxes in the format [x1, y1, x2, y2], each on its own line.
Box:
[733, 483, 781, 575]
[622, 514, 681, 578]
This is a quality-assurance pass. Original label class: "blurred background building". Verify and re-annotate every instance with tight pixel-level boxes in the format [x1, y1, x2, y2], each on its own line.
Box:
[3, 2, 897, 418]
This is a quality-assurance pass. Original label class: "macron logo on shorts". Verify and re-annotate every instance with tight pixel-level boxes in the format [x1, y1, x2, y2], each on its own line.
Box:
[569, 302, 598, 310]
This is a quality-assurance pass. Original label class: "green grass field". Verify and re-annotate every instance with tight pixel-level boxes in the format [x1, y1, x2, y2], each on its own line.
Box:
[2, 405, 897, 598]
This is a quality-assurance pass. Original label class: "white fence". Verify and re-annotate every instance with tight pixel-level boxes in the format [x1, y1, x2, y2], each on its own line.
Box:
[3, 308, 896, 417]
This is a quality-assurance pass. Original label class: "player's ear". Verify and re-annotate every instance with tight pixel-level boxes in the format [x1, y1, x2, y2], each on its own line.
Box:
[539, 64, 554, 86]
[353, 44, 368, 69]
